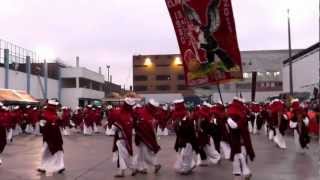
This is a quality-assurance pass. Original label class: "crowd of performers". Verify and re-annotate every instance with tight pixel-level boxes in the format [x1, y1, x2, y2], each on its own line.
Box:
[0, 96, 319, 179]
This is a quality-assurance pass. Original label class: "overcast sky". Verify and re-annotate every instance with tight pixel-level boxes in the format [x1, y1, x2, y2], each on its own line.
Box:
[0, 0, 318, 87]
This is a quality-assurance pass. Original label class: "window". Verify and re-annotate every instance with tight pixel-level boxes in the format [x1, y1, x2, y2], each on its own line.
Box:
[134, 75, 148, 81]
[92, 81, 103, 91]
[177, 85, 187, 90]
[156, 75, 171, 81]
[156, 85, 170, 91]
[79, 78, 91, 89]
[61, 78, 76, 88]
[177, 74, 185, 80]
[134, 85, 147, 91]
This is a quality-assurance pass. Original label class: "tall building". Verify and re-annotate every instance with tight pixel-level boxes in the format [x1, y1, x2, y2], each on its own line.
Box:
[133, 49, 301, 103]
[282, 42, 319, 94]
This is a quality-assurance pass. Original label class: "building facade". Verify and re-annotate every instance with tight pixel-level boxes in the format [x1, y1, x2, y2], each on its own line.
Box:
[0, 39, 122, 109]
[133, 49, 301, 103]
[283, 42, 319, 94]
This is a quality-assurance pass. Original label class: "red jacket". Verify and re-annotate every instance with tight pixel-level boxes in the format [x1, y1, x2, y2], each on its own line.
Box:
[133, 105, 160, 153]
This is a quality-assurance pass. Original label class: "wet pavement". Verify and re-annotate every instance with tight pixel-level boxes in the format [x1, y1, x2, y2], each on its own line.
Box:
[0, 132, 319, 180]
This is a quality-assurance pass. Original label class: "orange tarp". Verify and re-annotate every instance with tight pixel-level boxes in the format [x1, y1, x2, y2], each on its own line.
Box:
[0, 89, 38, 103]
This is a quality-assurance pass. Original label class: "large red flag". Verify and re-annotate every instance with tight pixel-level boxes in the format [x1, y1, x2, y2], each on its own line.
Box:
[165, 0, 243, 86]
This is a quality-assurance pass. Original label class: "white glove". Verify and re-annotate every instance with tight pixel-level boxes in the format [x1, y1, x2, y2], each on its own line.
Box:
[213, 118, 217, 125]
[289, 121, 297, 128]
[39, 120, 46, 127]
[227, 118, 238, 129]
[70, 120, 76, 127]
[303, 117, 309, 126]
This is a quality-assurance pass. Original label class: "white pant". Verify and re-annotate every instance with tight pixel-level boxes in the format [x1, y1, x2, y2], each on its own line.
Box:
[34, 122, 41, 136]
[114, 140, 135, 170]
[62, 127, 71, 136]
[105, 125, 115, 136]
[13, 124, 22, 136]
[25, 124, 34, 134]
[134, 142, 158, 171]
[274, 128, 286, 149]
[232, 146, 251, 176]
[174, 143, 196, 174]
[220, 141, 231, 159]
[6, 128, 13, 143]
[83, 124, 93, 135]
[156, 127, 168, 136]
[39, 143, 65, 173]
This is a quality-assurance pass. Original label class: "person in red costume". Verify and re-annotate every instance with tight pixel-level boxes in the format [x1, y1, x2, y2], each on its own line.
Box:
[172, 99, 198, 175]
[37, 99, 65, 174]
[107, 98, 137, 177]
[132, 99, 162, 174]
[30, 107, 41, 136]
[193, 102, 221, 166]
[289, 99, 311, 153]
[156, 104, 170, 136]
[210, 101, 231, 160]
[93, 106, 103, 133]
[105, 105, 115, 136]
[60, 107, 72, 136]
[83, 105, 95, 135]
[71, 107, 83, 132]
[227, 97, 255, 180]
[11, 106, 23, 136]
[0, 102, 9, 165]
[269, 99, 289, 149]
[248, 102, 263, 134]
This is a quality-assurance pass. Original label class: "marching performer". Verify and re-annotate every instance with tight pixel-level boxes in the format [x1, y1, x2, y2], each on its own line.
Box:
[211, 101, 231, 160]
[194, 102, 221, 166]
[83, 105, 94, 135]
[107, 98, 137, 177]
[227, 97, 255, 180]
[269, 99, 288, 149]
[172, 99, 198, 175]
[71, 107, 83, 132]
[11, 106, 23, 136]
[30, 107, 41, 136]
[93, 106, 103, 133]
[248, 102, 263, 134]
[60, 107, 72, 136]
[132, 99, 162, 174]
[289, 99, 311, 153]
[105, 105, 115, 136]
[37, 100, 65, 174]
[156, 104, 170, 136]
[0, 102, 8, 165]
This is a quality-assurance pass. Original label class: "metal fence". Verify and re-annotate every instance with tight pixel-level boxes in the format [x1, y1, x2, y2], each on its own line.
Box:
[0, 39, 42, 71]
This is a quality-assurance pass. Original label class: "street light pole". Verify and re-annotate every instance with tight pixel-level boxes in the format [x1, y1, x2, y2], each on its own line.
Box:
[106, 65, 110, 95]
[287, 9, 294, 96]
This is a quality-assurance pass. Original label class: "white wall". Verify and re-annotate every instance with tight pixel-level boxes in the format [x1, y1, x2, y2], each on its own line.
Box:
[61, 88, 105, 109]
[211, 91, 283, 103]
[0, 67, 59, 99]
[61, 67, 104, 83]
[283, 50, 319, 93]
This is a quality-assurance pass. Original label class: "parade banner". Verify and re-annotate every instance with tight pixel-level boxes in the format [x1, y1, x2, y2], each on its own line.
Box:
[165, 0, 243, 86]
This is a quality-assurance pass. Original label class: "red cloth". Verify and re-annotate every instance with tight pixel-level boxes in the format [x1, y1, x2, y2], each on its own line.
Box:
[0, 110, 12, 128]
[133, 105, 161, 153]
[108, 104, 134, 156]
[308, 111, 319, 135]
[157, 108, 170, 130]
[41, 105, 63, 154]
[30, 109, 40, 125]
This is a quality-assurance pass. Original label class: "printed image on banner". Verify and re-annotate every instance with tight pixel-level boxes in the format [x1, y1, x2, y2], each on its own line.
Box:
[165, 0, 243, 86]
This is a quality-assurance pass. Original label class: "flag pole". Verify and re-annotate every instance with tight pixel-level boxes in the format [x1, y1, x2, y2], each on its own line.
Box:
[287, 9, 294, 96]
[216, 82, 224, 104]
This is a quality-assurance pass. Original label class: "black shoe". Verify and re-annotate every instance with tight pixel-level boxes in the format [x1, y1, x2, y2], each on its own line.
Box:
[58, 168, 65, 174]
[154, 164, 161, 174]
[37, 169, 46, 173]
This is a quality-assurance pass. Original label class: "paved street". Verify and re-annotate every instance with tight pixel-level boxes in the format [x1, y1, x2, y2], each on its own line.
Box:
[0, 133, 319, 180]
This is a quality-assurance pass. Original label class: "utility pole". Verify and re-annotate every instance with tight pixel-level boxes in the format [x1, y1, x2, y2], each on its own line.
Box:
[288, 9, 294, 96]
[106, 65, 110, 95]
